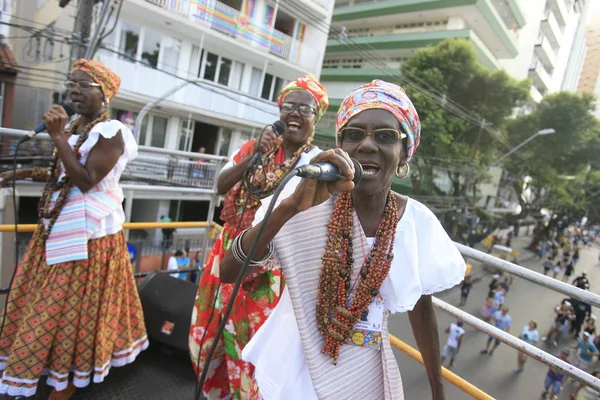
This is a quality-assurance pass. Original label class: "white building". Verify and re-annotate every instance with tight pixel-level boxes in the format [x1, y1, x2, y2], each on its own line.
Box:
[6, 0, 334, 229]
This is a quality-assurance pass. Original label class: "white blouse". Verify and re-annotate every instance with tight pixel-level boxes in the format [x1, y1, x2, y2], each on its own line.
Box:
[244, 196, 466, 399]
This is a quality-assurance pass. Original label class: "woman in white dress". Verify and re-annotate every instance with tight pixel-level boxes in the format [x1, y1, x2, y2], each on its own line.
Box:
[220, 80, 465, 399]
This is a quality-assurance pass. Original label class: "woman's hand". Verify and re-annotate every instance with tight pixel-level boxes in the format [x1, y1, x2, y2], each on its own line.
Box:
[284, 149, 355, 213]
[252, 128, 277, 155]
[43, 105, 70, 141]
[0, 169, 31, 187]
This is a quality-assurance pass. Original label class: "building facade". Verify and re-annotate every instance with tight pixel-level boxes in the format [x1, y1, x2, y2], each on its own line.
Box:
[577, 11, 600, 94]
[4, 0, 334, 234]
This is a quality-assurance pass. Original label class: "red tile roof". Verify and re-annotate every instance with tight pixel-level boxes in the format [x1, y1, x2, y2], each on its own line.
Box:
[0, 43, 18, 74]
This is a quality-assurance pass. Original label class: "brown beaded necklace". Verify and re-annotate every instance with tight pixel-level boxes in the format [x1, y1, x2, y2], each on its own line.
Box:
[316, 190, 399, 364]
[38, 112, 109, 240]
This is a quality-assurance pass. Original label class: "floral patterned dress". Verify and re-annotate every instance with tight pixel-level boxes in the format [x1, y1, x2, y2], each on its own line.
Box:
[189, 140, 287, 399]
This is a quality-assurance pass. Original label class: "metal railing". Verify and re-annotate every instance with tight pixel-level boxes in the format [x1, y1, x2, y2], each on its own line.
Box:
[0, 128, 227, 190]
[2, 219, 599, 396]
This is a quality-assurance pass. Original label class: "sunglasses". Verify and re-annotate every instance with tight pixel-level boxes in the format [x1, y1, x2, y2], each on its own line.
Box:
[280, 102, 316, 117]
[63, 80, 102, 90]
[339, 127, 407, 145]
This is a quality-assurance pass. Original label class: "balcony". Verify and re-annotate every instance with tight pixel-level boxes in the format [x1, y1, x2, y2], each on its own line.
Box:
[547, 0, 569, 27]
[97, 54, 279, 127]
[131, 0, 319, 73]
[332, 0, 518, 58]
[530, 86, 543, 103]
[534, 37, 557, 72]
[541, 11, 562, 48]
[320, 67, 382, 82]
[326, 29, 500, 70]
[529, 62, 552, 94]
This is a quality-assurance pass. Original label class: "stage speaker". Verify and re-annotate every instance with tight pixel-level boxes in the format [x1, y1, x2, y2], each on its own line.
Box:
[138, 272, 198, 351]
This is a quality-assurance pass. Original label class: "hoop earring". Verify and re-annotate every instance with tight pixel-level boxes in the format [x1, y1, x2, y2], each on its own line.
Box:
[396, 164, 410, 179]
[102, 98, 110, 108]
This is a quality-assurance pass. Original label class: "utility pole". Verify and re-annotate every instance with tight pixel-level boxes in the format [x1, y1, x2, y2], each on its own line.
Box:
[71, 0, 96, 62]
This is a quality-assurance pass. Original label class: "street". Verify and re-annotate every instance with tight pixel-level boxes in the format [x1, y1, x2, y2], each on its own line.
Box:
[389, 236, 600, 399]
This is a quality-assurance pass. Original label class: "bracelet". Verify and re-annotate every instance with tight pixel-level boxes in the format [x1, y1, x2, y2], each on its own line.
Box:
[231, 229, 274, 267]
[31, 168, 50, 182]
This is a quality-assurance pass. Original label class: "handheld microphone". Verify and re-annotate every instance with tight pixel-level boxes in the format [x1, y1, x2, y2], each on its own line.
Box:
[295, 158, 363, 185]
[248, 120, 287, 168]
[20, 102, 76, 143]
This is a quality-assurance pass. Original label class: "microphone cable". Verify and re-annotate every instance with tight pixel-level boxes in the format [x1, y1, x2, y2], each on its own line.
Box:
[193, 129, 275, 399]
[194, 169, 299, 400]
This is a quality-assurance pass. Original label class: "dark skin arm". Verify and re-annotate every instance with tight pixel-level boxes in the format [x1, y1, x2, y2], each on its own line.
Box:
[216, 130, 277, 195]
[43, 105, 125, 193]
[408, 295, 445, 400]
[219, 149, 355, 283]
[0, 169, 34, 186]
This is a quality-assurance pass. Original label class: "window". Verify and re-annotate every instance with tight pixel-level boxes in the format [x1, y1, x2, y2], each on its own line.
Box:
[249, 67, 262, 96]
[161, 37, 181, 74]
[189, 45, 201, 77]
[151, 116, 168, 148]
[217, 57, 232, 86]
[229, 61, 244, 90]
[178, 119, 195, 151]
[203, 51, 218, 81]
[119, 22, 140, 61]
[260, 74, 285, 102]
[261, 73, 274, 100]
[217, 128, 233, 157]
[141, 28, 161, 68]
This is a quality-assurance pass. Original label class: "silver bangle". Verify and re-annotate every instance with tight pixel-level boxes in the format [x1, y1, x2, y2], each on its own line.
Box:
[231, 229, 274, 267]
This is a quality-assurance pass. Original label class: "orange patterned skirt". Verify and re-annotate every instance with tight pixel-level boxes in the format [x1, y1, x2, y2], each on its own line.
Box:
[0, 228, 148, 397]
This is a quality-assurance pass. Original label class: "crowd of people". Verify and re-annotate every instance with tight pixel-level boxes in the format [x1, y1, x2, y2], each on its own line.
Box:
[443, 227, 599, 400]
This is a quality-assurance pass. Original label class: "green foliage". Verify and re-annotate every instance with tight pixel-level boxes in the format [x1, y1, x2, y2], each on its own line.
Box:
[401, 39, 530, 195]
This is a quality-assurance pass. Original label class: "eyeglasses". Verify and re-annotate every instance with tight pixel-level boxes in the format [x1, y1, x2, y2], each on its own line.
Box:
[63, 80, 102, 91]
[339, 127, 407, 145]
[280, 102, 316, 117]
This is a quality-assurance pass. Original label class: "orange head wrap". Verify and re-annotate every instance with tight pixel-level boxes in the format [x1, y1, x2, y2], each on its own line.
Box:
[71, 59, 121, 101]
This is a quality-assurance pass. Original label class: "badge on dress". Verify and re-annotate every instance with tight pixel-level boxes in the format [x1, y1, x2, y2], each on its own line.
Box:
[347, 294, 385, 350]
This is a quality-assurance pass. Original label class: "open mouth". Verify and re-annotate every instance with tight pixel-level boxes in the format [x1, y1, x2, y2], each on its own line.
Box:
[287, 120, 302, 131]
[360, 163, 380, 176]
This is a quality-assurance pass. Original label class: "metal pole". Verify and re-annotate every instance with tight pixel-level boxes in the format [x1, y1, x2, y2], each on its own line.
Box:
[134, 78, 203, 140]
[72, 0, 96, 61]
[83, 0, 113, 59]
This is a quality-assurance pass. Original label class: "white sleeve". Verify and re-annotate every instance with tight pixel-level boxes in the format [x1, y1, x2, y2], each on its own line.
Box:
[222, 147, 243, 172]
[167, 257, 178, 271]
[380, 199, 466, 313]
[80, 119, 139, 162]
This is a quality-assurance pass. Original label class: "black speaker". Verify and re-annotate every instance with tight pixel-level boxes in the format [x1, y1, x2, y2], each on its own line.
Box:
[138, 272, 198, 352]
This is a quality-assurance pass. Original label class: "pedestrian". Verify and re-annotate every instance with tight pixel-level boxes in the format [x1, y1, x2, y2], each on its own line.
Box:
[542, 301, 574, 347]
[552, 261, 562, 279]
[563, 261, 575, 282]
[167, 250, 185, 278]
[541, 348, 570, 400]
[492, 287, 506, 309]
[581, 317, 596, 343]
[515, 320, 539, 372]
[570, 332, 599, 373]
[481, 297, 498, 323]
[160, 215, 174, 249]
[543, 259, 553, 275]
[441, 321, 465, 369]
[570, 298, 592, 339]
[572, 248, 580, 264]
[573, 272, 589, 289]
[499, 277, 510, 293]
[488, 274, 500, 297]
[481, 306, 511, 356]
[571, 370, 600, 400]
[460, 276, 472, 306]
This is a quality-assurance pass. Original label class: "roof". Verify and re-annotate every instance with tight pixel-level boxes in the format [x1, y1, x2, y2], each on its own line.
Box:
[0, 43, 19, 74]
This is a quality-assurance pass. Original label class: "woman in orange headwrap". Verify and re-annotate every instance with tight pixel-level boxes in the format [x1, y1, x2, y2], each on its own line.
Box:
[0, 59, 147, 399]
[189, 74, 329, 400]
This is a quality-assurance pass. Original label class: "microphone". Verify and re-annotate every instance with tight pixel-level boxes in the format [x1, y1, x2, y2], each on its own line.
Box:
[248, 120, 287, 168]
[20, 102, 76, 143]
[295, 158, 363, 185]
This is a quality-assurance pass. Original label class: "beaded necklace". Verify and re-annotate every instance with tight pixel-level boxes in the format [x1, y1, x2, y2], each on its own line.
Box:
[237, 137, 311, 210]
[316, 190, 399, 364]
[38, 112, 109, 240]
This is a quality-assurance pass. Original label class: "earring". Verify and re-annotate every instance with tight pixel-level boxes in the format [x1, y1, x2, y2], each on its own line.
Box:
[396, 164, 410, 179]
[102, 98, 110, 108]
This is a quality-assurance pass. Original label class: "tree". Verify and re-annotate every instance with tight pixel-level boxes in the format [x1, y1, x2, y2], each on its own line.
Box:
[400, 39, 530, 196]
[503, 92, 600, 218]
